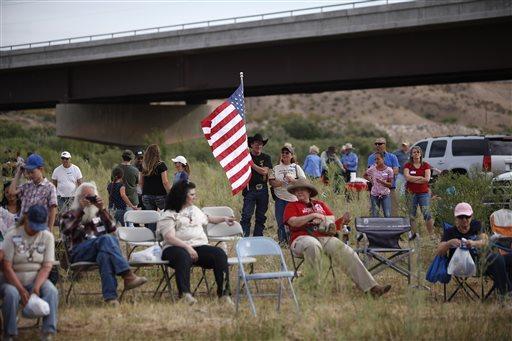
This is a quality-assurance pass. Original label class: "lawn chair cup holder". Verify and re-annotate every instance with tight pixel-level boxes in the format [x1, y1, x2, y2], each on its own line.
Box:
[355, 217, 413, 284]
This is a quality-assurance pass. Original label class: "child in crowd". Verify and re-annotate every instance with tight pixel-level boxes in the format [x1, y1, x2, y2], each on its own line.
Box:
[108, 168, 139, 226]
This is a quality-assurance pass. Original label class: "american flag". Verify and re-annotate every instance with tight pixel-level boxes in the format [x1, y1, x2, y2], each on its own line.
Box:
[201, 84, 253, 195]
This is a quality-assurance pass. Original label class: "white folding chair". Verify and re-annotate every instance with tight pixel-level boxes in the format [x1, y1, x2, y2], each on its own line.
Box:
[235, 237, 299, 316]
[194, 207, 256, 296]
[122, 210, 161, 257]
[116, 226, 174, 301]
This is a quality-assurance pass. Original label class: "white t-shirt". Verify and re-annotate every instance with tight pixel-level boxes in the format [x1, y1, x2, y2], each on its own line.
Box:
[157, 206, 209, 248]
[271, 163, 306, 202]
[0, 207, 16, 250]
[3, 226, 55, 286]
[51, 164, 83, 197]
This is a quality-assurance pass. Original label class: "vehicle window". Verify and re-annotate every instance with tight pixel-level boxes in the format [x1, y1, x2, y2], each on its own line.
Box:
[488, 139, 512, 155]
[429, 140, 447, 158]
[452, 139, 486, 156]
[415, 141, 428, 156]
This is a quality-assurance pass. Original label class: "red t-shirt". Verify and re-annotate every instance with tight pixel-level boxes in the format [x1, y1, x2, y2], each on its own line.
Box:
[404, 161, 431, 194]
[283, 200, 334, 244]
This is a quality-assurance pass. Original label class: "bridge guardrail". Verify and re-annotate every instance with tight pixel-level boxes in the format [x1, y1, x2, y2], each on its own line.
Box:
[0, 0, 404, 52]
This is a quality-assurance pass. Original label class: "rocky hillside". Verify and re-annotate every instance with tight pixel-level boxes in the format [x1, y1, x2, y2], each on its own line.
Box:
[246, 81, 512, 143]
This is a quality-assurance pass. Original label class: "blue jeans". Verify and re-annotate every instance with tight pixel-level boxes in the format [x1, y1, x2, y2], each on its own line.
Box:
[0, 280, 58, 337]
[71, 235, 130, 300]
[274, 198, 289, 243]
[241, 188, 269, 237]
[114, 209, 126, 226]
[142, 194, 166, 231]
[370, 194, 391, 217]
[409, 192, 432, 221]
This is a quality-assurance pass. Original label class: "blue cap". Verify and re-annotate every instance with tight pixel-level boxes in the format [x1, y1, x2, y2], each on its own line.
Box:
[24, 154, 44, 171]
[27, 205, 48, 232]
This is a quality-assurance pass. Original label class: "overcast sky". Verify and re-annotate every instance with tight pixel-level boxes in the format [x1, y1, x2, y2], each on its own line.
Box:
[1, 0, 407, 47]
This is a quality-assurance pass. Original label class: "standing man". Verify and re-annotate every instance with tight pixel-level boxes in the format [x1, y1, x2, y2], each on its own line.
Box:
[367, 138, 399, 216]
[133, 150, 144, 208]
[341, 143, 358, 182]
[112, 150, 139, 210]
[52, 151, 83, 213]
[9, 154, 57, 229]
[393, 142, 410, 195]
[241, 134, 272, 237]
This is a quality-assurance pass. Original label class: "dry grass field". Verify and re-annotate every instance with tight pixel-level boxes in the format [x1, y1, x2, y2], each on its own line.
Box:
[12, 163, 512, 341]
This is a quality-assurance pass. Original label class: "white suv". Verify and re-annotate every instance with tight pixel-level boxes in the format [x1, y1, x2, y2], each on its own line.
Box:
[412, 135, 512, 175]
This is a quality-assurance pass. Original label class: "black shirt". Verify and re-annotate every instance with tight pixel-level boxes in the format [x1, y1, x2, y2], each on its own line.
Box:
[441, 220, 482, 259]
[249, 152, 272, 188]
[142, 162, 168, 196]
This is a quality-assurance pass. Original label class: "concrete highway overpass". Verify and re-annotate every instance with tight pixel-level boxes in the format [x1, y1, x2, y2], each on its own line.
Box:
[1, 0, 511, 145]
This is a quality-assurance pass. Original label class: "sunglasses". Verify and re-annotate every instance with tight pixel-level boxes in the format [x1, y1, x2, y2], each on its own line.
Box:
[61, 157, 69, 160]
[456, 215, 472, 220]
[374, 142, 385, 146]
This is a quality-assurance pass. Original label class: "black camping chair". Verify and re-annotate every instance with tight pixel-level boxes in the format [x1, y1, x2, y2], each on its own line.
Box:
[355, 217, 413, 283]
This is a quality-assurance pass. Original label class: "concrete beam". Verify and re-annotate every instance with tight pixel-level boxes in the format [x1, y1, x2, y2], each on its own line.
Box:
[56, 103, 213, 146]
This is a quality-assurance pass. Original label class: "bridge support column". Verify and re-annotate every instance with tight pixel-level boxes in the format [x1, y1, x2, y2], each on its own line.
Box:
[56, 103, 215, 146]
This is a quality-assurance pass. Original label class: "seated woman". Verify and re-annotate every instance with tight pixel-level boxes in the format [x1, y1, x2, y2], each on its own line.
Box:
[0, 205, 58, 340]
[437, 202, 512, 299]
[157, 181, 234, 305]
[283, 179, 391, 297]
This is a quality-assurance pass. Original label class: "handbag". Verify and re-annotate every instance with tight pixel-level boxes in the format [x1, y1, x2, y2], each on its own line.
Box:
[426, 255, 451, 284]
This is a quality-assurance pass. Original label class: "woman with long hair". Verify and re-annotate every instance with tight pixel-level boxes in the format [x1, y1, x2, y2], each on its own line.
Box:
[157, 181, 234, 305]
[404, 146, 434, 234]
[140, 144, 171, 228]
[269, 143, 306, 244]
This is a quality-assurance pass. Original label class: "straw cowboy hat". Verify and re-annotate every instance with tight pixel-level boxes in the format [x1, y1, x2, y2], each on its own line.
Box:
[287, 179, 319, 197]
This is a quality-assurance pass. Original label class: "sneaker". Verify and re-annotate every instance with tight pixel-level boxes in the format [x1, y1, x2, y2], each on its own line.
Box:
[181, 293, 197, 306]
[105, 299, 120, 307]
[124, 275, 148, 291]
[219, 295, 235, 307]
[41, 333, 55, 341]
[369, 284, 392, 298]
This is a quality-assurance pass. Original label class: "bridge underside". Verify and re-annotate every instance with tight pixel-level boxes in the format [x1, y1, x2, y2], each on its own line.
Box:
[1, 18, 511, 110]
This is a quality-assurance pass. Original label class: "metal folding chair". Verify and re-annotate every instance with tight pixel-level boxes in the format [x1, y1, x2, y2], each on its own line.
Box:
[355, 217, 413, 283]
[235, 237, 299, 316]
[123, 210, 160, 257]
[116, 226, 174, 301]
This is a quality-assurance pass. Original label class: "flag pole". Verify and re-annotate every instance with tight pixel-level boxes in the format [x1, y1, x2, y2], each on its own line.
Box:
[240, 71, 244, 88]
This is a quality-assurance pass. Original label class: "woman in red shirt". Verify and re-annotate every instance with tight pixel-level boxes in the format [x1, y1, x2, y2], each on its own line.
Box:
[404, 146, 434, 234]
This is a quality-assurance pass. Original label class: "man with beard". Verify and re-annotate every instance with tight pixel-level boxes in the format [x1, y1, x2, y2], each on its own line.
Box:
[60, 182, 147, 305]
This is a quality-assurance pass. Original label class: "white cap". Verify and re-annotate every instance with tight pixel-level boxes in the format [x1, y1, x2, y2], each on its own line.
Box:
[61, 151, 71, 159]
[171, 155, 188, 165]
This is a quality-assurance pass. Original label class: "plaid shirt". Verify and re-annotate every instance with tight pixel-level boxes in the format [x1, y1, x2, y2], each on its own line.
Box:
[60, 208, 115, 251]
[18, 178, 57, 216]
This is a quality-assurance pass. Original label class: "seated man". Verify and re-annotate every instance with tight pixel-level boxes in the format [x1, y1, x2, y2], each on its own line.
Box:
[437, 202, 512, 299]
[283, 179, 391, 297]
[60, 182, 147, 305]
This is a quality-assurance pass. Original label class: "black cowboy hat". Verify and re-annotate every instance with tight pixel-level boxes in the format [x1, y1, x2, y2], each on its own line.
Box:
[248, 133, 268, 146]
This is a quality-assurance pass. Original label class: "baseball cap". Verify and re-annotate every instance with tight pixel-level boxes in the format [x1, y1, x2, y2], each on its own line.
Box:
[60, 151, 71, 159]
[375, 137, 386, 144]
[454, 202, 473, 217]
[122, 149, 134, 160]
[171, 155, 188, 165]
[27, 205, 48, 232]
[24, 154, 44, 170]
[401, 141, 410, 147]
[135, 150, 144, 157]
[345, 143, 353, 149]
[281, 143, 295, 154]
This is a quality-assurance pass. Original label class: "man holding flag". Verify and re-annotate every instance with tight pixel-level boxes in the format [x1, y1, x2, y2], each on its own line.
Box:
[201, 74, 272, 237]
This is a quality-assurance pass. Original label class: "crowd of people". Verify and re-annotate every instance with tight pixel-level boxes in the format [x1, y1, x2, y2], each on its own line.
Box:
[0, 133, 510, 339]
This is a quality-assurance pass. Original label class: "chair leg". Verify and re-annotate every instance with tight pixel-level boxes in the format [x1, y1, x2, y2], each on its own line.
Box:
[277, 279, 283, 312]
[287, 277, 300, 313]
[235, 275, 241, 314]
[243, 277, 257, 316]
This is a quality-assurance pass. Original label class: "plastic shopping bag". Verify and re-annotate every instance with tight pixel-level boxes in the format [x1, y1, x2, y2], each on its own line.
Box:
[22, 294, 50, 319]
[447, 247, 476, 277]
[130, 245, 162, 262]
[426, 255, 451, 284]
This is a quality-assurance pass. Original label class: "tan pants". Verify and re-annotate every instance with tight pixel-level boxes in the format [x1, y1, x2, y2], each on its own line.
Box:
[291, 235, 377, 292]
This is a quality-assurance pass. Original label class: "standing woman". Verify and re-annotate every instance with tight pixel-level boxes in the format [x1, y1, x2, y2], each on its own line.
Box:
[171, 155, 190, 185]
[269, 143, 306, 244]
[140, 145, 170, 229]
[302, 145, 322, 179]
[404, 146, 434, 234]
[364, 152, 393, 217]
